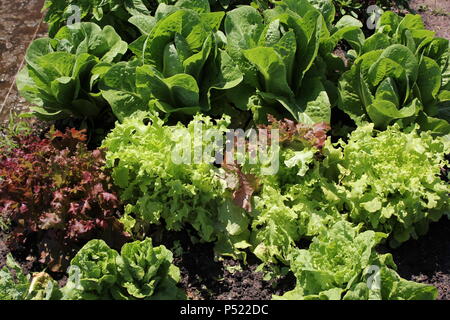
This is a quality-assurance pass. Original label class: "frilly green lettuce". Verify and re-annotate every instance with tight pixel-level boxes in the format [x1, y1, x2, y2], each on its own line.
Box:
[102, 111, 251, 259]
[328, 124, 449, 247]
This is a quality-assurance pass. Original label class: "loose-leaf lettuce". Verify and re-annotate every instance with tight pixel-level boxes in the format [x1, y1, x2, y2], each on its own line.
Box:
[102, 111, 251, 258]
[328, 124, 449, 247]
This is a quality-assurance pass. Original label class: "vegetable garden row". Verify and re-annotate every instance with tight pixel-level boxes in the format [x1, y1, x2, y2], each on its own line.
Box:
[0, 0, 449, 300]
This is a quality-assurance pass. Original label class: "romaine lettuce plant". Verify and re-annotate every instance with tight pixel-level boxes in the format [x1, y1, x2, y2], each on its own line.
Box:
[61, 239, 120, 299]
[0, 128, 129, 271]
[61, 238, 185, 300]
[224, 3, 333, 124]
[222, 0, 366, 124]
[1, 239, 184, 301]
[116, 238, 184, 299]
[43, 0, 251, 40]
[99, 7, 243, 122]
[99, 1, 363, 124]
[16, 22, 127, 122]
[43, 0, 160, 40]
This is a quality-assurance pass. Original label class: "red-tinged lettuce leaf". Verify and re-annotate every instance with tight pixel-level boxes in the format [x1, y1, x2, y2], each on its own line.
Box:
[222, 155, 259, 213]
[0, 128, 130, 272]
[259, 115, 331, 149]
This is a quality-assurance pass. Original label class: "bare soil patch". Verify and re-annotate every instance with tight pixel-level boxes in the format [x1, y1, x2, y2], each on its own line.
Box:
[0, 0, 47, 122]
[409, 0, 450, 39]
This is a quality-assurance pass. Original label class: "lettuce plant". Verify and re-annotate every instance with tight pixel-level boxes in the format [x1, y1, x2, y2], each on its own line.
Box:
[61, 238, 185, 300]
[99, 7, 243, 121]
[358, 12, 441, 56]
[16, 22, 127, 121]
[1, 239, 184, 300]
[229, 117, 337, 265]
[250, 181, 341, 268]
[0, 129, 129, 271]
[0, 254, 31, 300]
[116, 238, 184, 299]
[61, 239, 121, 299]
[43, 0, 250, 40]
[224, 3, 333, 124]
[245, 117, 449, 267]
[102, 111, 252, 258]
[333, 0, 410, 21]
[222, 0, 366, 124]
[339, 12, 450, 134]
[0, 254, 60, 300]
[99, 1, 363, 124]
[327, 124, 449, 247]
[274, 221, 438, 300]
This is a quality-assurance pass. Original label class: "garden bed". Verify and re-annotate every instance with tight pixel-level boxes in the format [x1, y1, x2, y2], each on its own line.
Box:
[0, 0, 449, 301]
[0, 0, 47, 122]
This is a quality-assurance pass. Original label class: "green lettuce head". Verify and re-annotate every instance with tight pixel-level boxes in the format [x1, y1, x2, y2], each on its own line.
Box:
[117, 238, 185, 300]
[65, 239, 120, 299]
[61, 238, 185, 300]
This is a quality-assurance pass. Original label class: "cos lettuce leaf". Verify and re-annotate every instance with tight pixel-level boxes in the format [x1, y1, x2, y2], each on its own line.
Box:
[101, 9, 242, 121]
[224, 4, 332, 124]
[61, 238, 185, 300]
[339, 12, 450, 133]
[16, 22, 127, 121]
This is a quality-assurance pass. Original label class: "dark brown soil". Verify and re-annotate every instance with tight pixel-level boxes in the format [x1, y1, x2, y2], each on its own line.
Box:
[0, 0, 47, 123]
[150, 229, 296, 300]
[391, 217, 450, 300]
